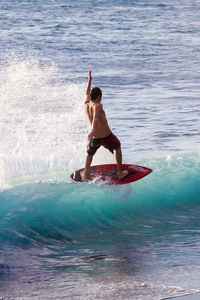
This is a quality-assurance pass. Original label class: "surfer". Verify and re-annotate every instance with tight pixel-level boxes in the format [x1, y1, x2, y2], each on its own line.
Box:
[80, 70, 128, 181]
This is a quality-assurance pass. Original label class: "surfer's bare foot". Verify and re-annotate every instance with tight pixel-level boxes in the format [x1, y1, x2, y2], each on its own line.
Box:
[80, 170, 90, 181]
[80, 170, 86, 181]
[118, 169, 129, 180]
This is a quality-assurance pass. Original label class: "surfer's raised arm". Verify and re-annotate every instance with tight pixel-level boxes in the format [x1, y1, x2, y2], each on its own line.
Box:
[84, 70, 92, 104]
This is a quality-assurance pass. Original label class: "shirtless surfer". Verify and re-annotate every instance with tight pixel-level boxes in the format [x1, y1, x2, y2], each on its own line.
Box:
[80, 71, 128, 181]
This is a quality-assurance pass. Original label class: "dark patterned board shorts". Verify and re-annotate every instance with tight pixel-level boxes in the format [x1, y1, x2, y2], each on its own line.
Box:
[87, 132, 121, 156]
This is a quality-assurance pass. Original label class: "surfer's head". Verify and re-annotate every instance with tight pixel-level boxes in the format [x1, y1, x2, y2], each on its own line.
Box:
[90, 87, 102, 102]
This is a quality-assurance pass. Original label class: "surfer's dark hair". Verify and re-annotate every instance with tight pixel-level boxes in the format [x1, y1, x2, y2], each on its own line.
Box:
[90, 87, 102, 101]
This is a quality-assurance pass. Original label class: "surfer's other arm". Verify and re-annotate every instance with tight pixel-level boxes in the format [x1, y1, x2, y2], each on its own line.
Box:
[84, 70, 92, 104]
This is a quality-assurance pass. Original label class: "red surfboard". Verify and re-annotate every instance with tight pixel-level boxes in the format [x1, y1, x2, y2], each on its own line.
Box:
[70, 164, 152, 185]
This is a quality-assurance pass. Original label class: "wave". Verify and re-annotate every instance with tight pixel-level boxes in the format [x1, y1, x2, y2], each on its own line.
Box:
[0, 152, 199, 249]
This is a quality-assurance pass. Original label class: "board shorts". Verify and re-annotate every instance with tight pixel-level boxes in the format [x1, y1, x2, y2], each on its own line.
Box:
[87, 132, 121, 156]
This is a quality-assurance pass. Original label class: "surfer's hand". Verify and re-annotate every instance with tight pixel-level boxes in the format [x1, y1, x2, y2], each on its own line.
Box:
[88, 70, 92, 80]
[88, 131, 94, 140]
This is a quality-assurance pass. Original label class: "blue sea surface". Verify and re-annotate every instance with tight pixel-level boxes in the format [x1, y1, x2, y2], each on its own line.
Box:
[0, 0, 200, 299]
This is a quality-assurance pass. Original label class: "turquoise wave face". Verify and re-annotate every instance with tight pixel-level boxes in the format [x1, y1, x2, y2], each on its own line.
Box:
[0, 153, 199, 249]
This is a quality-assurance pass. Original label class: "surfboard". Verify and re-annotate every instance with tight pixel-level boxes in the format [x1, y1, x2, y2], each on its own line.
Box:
[70, 164, 152, 185]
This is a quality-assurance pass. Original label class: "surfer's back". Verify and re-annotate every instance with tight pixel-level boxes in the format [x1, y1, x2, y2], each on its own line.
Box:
[86, 101, 111, 138]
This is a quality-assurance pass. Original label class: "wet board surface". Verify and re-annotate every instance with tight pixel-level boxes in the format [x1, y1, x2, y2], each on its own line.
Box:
[70, 164, 152, 185]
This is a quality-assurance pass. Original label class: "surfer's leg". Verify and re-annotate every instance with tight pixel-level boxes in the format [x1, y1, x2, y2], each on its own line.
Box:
[115, 147, 129, 179]
[80, 138, 100, 181]
[80, 154, 93, 181]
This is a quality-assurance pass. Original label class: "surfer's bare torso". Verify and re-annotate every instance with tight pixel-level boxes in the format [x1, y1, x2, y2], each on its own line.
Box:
[85, 101, 111, 139]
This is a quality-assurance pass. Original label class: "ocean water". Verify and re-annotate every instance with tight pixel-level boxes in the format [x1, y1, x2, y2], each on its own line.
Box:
[0, 0, 200, 299]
